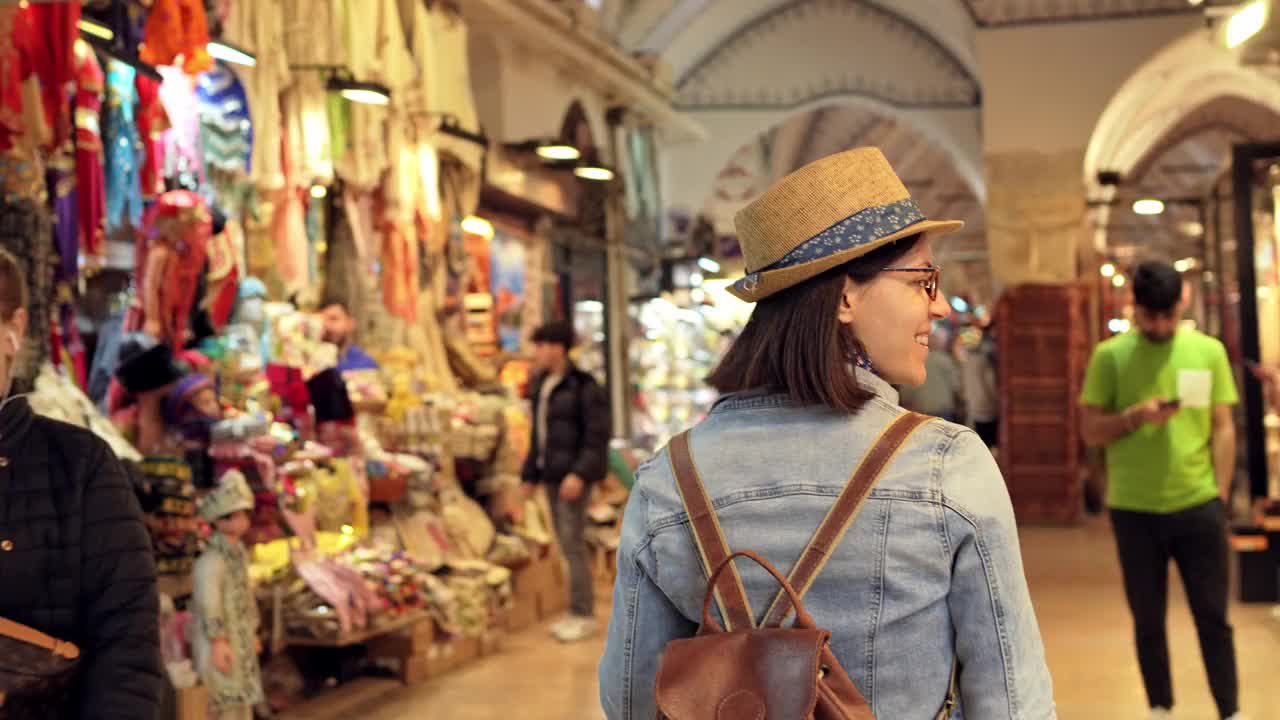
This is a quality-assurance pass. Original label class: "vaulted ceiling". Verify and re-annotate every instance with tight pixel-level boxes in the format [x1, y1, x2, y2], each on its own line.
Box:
[1105, 96, 1280, 264]
[600, 0, 1209, 298]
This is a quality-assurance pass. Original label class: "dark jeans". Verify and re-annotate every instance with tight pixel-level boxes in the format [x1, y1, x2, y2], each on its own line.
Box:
[1111, 499, 1238, 718]
[550, 485, 594, 618]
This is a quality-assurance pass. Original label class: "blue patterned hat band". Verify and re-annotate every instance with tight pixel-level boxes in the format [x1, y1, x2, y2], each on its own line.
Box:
[734, 197, 925, 295]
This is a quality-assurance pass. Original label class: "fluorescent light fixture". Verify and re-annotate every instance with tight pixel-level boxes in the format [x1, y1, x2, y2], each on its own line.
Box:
[310, 185, 327, 199]
[328, 77, 391, 106]
[951, 296, 970, 313]
[78, 18, 114, 41]
[577, 300, 605, 313]
[574, 165, 615, 182]
[1101, 263, 1117, 278]
[1112, 274, 1127, 288]
[1227, 0, 1267, 48]
[1132, 199, 1165, 216]
[207, 41, 257, 67]
[697, 257, 721, 274]
[340, 87, 390, 105]
[460, 216, 494, 239]
[536, 143, 580, 161]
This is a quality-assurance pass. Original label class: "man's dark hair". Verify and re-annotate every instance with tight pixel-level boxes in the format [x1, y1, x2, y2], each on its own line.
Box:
[1132, 260, 1183, 313]
[322, 299, 352, 315]
[706, 234, 921, 413]
[532, 321, 576, 350]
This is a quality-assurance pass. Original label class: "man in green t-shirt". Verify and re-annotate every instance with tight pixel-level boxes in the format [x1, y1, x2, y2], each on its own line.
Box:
[1080, 260, 1241, 720]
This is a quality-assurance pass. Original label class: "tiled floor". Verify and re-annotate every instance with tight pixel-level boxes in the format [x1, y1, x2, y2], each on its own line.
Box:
[281, 516, 1280, 719]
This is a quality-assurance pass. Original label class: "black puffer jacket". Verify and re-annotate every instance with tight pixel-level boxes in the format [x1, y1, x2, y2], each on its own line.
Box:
[0, 397, 162, 718]
[521, 367, 611, 486]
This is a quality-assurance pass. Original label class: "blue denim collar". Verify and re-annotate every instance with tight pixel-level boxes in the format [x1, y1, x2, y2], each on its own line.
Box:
[711, 366, 899, 413]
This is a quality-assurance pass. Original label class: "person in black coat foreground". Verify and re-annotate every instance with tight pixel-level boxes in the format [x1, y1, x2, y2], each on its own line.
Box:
[0, 247, 162, 718]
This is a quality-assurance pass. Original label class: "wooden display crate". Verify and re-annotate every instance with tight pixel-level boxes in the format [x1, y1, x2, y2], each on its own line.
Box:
[505, 590, 540, 632]
[174, 685, 208, 720]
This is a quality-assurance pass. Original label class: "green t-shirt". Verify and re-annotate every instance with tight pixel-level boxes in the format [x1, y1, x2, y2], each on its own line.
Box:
[1078, 329, 1238, 513]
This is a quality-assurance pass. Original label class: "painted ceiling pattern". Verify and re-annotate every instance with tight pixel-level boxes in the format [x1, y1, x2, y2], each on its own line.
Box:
[675, 0, 979, 109]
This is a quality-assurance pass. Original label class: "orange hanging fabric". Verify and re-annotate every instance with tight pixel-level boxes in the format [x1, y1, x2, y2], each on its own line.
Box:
[139, 0, 213, 75]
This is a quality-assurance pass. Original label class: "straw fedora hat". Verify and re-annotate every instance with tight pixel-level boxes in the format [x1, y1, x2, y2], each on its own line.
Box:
[729, 147, 964, 302]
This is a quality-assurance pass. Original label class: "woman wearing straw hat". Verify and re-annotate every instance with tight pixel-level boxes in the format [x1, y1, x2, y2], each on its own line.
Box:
[600, 148, 1055, 718]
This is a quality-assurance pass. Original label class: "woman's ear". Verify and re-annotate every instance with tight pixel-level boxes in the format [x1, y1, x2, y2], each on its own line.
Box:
[837, 277, 862, 325]
[5, 308, 26, 354]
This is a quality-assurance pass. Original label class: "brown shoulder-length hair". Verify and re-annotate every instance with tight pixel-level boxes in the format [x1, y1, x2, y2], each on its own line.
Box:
[706, 234, 921, 412]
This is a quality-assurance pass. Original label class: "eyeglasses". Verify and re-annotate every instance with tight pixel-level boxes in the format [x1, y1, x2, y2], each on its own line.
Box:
[881, 265, 941, 301]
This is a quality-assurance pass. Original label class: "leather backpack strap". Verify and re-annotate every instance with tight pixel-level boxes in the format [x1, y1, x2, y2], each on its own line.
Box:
[761, 412, 933, 628]
[0, 617, 80, 660]
[668, 431, 756, 632]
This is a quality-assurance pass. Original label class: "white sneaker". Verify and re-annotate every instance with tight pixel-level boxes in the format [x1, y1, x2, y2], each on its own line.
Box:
[552, 616, 597, 643]
[1148, 709, 1172, 720]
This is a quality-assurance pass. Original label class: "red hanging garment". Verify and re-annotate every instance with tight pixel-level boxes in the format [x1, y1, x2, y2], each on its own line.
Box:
[74, 43, 106, 265]
[0, 4, 36, 153]
[26, 1, 80, 149]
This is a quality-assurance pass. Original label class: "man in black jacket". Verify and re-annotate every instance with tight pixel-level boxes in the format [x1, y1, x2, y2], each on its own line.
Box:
[0, 248, 162, 717]
[522, 321, 611, 642]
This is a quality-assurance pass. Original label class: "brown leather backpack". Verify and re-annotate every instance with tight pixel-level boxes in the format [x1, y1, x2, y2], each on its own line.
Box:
[653, 412, 958, 720]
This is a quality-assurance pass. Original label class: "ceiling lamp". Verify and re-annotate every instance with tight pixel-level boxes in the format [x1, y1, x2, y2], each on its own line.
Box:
[329, 77, 390, 106]
[207, 40, 256, 67]
[575, 165, 615, 182]
[1174, 257, 1200, 272]
[1227, 0, 1268, 48]
[460, 216, 494, 239]
[1112, 274, 1127, 288]
[1132, 199, 1165, 216]
[697, 257, 721, 274]
[1101, 262, 1117, 278]
[536, 142, 580, 161]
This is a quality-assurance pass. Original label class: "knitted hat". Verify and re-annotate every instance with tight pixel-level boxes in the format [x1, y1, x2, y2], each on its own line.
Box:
[729, 147, 963, 302]
[164, 374, 214, 425]
[199, 470, 255, 522]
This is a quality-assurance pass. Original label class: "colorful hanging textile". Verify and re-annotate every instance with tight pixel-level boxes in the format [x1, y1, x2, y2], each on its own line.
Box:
[138, 0, 213, 74]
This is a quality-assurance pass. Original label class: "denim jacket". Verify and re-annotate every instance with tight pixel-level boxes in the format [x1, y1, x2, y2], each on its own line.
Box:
[599, 368, 1055, 719]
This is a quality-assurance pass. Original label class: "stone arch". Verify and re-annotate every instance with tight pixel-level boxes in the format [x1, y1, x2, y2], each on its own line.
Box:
[1085, 32, 1280, 197]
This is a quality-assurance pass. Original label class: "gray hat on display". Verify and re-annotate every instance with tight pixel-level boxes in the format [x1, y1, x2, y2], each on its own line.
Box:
[198, 470, 255, 522]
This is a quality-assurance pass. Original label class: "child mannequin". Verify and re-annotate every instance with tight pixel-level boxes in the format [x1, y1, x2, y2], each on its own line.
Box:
[193, 471, 263, 720]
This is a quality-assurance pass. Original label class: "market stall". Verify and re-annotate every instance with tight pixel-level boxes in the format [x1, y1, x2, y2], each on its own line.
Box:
[0, 1, 636, 717]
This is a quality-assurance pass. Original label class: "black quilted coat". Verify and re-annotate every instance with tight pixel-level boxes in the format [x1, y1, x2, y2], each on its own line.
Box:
[521, 366, 612, 487]
[0, 396, 162, 718]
